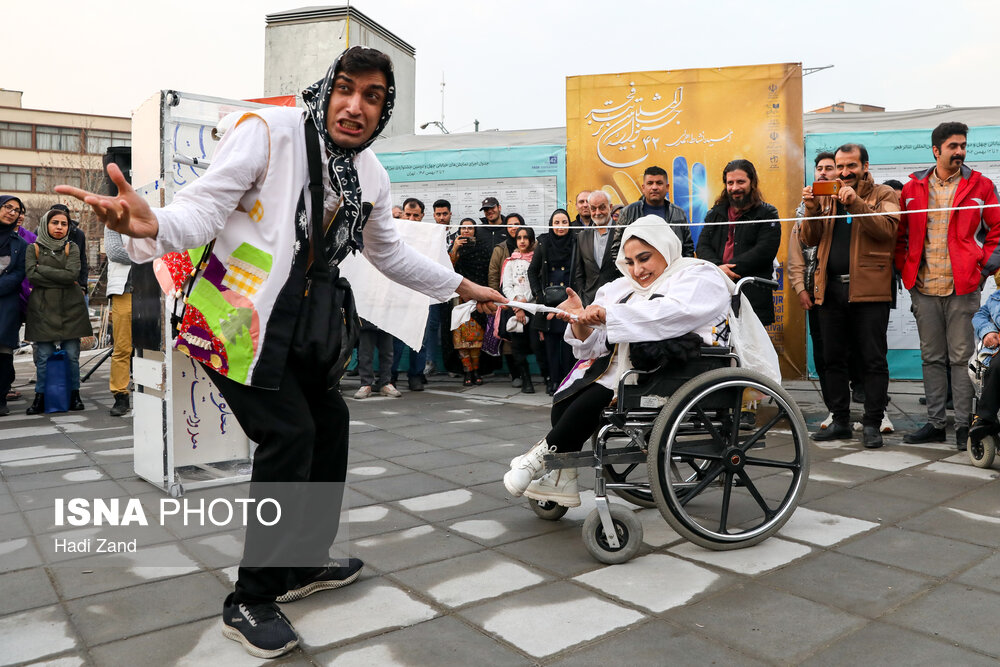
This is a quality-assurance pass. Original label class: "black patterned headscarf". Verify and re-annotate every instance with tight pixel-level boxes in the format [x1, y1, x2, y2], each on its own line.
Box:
[300, 47, 396, 266]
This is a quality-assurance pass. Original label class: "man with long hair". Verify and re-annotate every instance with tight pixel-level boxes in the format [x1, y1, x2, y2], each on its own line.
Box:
[696, 159, 781, 326]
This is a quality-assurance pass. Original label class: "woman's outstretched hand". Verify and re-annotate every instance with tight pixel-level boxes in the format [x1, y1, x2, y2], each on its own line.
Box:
[55, 163, 159, 239]
[552, 287, 584, 322]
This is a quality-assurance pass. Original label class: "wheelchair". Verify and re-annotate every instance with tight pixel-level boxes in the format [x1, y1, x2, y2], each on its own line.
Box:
[526, 278, 811, 564]
[967, 347, 999, 468]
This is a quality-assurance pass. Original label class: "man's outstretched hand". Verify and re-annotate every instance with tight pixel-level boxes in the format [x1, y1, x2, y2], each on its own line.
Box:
[54, 163, 159, 239]
[456, 279, 506, 314]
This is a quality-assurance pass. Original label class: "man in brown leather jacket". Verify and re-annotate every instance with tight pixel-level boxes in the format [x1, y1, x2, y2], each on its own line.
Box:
[800, 143, 900, 448]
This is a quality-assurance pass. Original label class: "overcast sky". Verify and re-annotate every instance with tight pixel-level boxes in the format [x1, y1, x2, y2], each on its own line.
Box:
[7, 0, 999, 133]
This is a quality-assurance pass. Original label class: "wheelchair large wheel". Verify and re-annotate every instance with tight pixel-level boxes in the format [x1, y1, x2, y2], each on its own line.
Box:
[582, 506, 643, 564]
[646, 368, 809, 550]
[969, 434, 997, 469]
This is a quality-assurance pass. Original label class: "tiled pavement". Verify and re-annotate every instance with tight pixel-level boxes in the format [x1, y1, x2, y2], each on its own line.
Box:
[3, 351, 1000, 665]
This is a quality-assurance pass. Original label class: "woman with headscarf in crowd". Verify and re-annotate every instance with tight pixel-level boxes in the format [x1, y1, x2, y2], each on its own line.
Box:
[488, 213, 526, 386]
[450, 218, 489, 385]
[497, 225, 547, 393]
[23, 208, 93, 414]
[529, 208, 579, 395]
[0, 195, 28, 416]
[503, 215, 733, 507]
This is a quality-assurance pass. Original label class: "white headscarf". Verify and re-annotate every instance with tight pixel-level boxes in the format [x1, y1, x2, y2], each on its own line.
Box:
[615, 215, 712, 295]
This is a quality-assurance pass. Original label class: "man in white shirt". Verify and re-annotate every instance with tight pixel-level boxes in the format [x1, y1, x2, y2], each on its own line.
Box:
[58, 46, 502, 659]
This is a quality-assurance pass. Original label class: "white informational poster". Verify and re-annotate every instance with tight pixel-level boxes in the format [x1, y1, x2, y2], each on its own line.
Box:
[391, 176, 559, 231]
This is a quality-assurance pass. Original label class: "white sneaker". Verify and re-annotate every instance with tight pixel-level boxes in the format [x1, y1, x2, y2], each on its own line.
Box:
[379, 383, 402, 398]
[504, 440, 555, 497]
[820, 413, 834, 429]
[880, 415, 894, 433]
[524, 469, 580, 507]
[353, 386, 372, 400]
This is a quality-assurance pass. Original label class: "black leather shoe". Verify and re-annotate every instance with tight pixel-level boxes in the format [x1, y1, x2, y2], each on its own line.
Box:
[69, 390, 85, 411]
[902, 423, 946, 444]
[956, 426, 969, 451]
[407, 375, 424, 392]
[812, 422, 851, 441]
[852, 387, 866, 404]
[26, 393, 44, 415]
[862, 425, 883, 449]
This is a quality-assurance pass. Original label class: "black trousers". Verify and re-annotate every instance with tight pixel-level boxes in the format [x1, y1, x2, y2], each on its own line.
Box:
[543, 320, 574, 390]
[548, 383, 615, 453]
[809, 305, 863, 410]
[817, 281, 890, 426]
[0, 352, 13, 405]
[977, 365, 1000, 423]
[206, 352, 350, 605]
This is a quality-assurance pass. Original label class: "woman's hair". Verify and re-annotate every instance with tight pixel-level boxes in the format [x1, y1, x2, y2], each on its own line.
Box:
[514, 226, 536, 245]
[549, 208, 571, 225]
[506, 213, 525, 226]
[460, 217, 476, 225]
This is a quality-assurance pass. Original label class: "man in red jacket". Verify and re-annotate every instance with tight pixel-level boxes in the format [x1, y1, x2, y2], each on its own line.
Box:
[895, 122, 1000, 450]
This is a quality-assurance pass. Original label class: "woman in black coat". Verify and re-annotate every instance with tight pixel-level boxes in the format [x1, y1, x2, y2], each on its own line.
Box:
[528, 208, 579, 395]
[0, 195, 28, 417]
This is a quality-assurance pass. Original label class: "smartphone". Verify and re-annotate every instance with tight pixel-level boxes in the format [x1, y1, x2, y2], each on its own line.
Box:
[811, 181, 841, 196]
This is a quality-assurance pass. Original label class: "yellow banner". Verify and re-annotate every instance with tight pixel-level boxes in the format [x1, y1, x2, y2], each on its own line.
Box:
[566, 63, 805, 377]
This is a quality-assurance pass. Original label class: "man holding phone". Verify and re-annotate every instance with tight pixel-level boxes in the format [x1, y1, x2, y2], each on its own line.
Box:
[800, 143, 900, 448]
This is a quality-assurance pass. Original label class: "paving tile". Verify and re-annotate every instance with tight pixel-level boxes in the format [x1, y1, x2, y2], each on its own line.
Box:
[670, 537, 812, 574]
[900, 506, 1000, 548]
[454, 440, 524, 461]
[447, 505, 573, 546]
[885, 582, 1000, 656]
[285, 579, 438, 651]
[0, 567, 59, 615]
[778, 507, 879, 546]
[495, 527, 612, 578]
[833, 449, 931, 472]
[861, 468, 986, 504]
[635, 508, 684, 547]
[38, 522, 178, 565]
[347, 472, 457, 503]
[0, 508, 30, 540]
[394, 488, 508, 522]
[64, 572, 227, 645]
[88, 617, 290, 667]
[459, 582, 644, 658]
[393, 550, 547, 608]
[48, 542, 202, 599]
[425, 460, 511, 487]
[835, 526, 992, 577]
[801, 621, 998, 666]
[668, 583, 866, 663]
[0, 605, 79, 666]
[805, 460, 889, 486]
[13, 479, 127, 512]
[345, 461, 413, 481]
[947, 481, 1000, 518]
[350, 525, 482, 572]
[0, 535, 43, 572]
[956, 552, 1000, 593]
[342, 503, 425, 539]
[547, 619, 769, 667]
[803, 486, 934, 524]
[315, 615, 530, 666]
[759, 550, 934, 617]
[574, 553, 729, 612]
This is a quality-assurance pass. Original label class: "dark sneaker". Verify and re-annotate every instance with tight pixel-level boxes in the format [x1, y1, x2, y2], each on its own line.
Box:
[902, 423, 946, 444]
[221, 593, 298, 659]
[276, 558, 364, 603]
[956, 426, 969, 451]
[851, 387, 866, 404]
[739, 411, 756, 431]
[812, 421, 851, 441]
[862, 425, 883, 449]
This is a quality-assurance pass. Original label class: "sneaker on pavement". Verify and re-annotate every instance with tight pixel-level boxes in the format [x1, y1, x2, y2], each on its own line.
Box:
[880, 415, 894, 434]
[380, 383, 402, 398]
[221, 593, 298, 659]
[353, 385, 373, 400]
[524, 469, 581, 507]
[902, 423, 946, 444]
[819, 413, 834, 429]
[276, 559, 364, 603]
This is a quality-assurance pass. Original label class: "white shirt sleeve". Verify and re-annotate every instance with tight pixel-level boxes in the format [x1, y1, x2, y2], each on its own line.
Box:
[123, 116, 270, 263]
[604, 264, 731, 344]
[563, 280, 616, 359]
[357, 153, 462, 301]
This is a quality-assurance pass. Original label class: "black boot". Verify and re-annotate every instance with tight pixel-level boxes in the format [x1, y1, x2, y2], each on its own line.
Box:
[26, 393, 44, 415]
[110, 392, 130, 417]
[463, 372, 474, 387]
[521, 371, 535, 394]
[70, 390, 85, 411]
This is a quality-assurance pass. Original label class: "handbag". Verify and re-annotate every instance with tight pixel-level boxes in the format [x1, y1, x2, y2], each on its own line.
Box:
[802, 245, 818, 295]
[289, 120, 361, 382]
[541, 240, 577, 307]
[44, 350, 70, 413]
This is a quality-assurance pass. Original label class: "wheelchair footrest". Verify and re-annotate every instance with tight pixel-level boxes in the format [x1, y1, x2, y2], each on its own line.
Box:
[544, 448, 647, 470]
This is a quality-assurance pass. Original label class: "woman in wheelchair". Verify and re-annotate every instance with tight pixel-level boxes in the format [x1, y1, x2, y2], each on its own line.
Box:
[970, 290, 1000, 444]
[503, 215, 733, 507]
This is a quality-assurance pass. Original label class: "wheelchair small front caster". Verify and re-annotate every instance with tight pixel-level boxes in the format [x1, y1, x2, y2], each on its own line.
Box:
[582, 506, 643, 564]
[969, 434, 997, 469]
[529, 498, 569, 521]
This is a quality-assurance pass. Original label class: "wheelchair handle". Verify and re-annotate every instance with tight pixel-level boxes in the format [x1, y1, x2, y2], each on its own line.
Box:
[734, 276, 779, 293]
